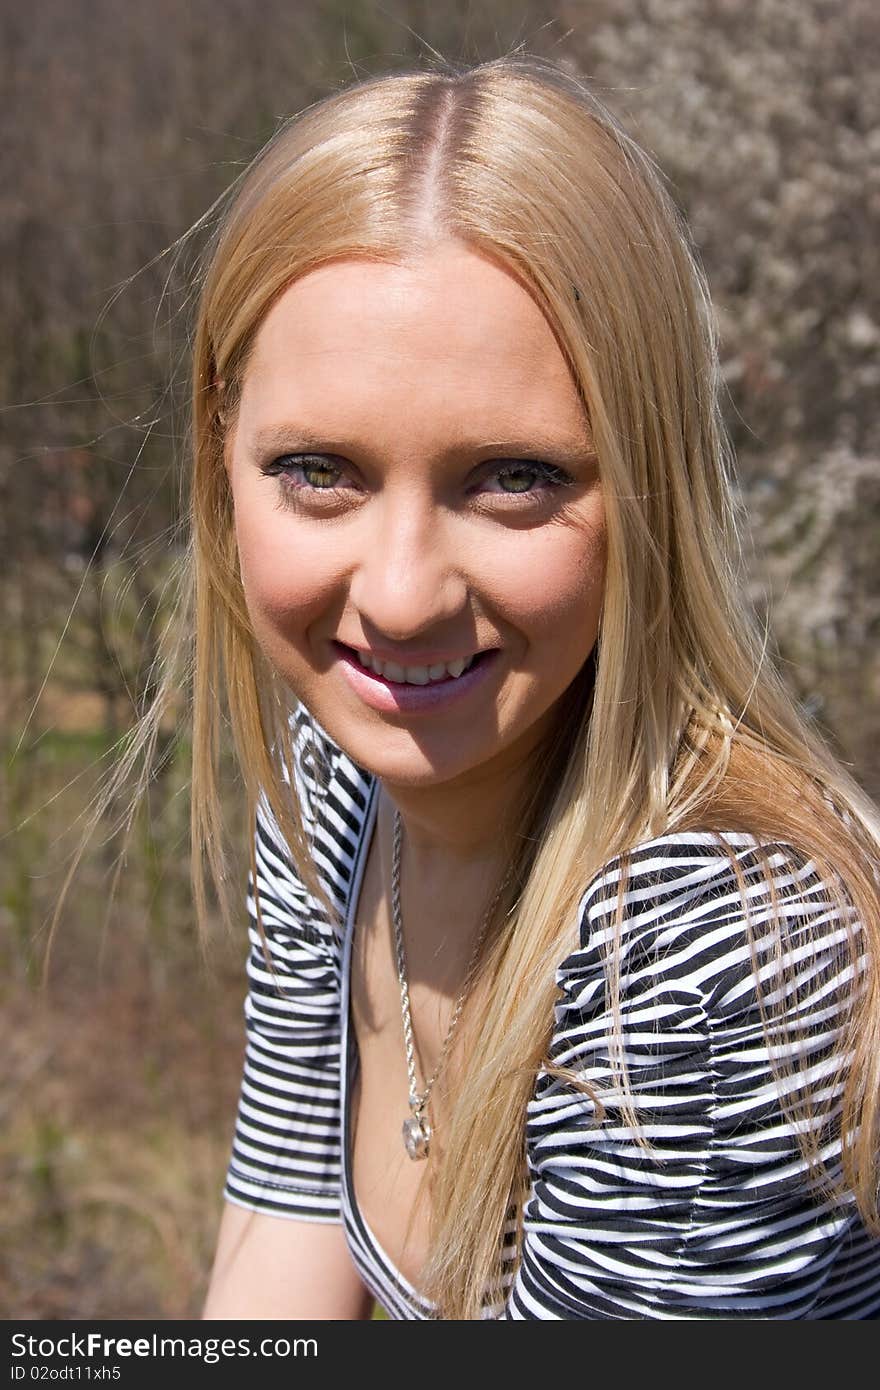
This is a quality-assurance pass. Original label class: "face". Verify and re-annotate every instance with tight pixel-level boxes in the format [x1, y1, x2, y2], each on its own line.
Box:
[225, 241, 605, 793]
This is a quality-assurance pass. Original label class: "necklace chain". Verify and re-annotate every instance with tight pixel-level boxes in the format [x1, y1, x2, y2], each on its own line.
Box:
[391, 807, 514, 1160]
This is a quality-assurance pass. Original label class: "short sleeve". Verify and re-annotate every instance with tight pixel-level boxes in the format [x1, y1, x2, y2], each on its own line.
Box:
[505, 832, 872, 1320]
[222, 708, 346, 1222]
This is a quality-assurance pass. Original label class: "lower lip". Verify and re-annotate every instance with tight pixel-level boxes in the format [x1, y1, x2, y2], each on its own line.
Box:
[333, 644, 502, 715]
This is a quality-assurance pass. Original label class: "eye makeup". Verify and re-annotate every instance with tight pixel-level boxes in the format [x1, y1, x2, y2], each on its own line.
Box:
[259, 453, 579, 511]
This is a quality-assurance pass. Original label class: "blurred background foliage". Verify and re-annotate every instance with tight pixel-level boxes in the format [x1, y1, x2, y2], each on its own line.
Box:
[1, 0, 877, 1318]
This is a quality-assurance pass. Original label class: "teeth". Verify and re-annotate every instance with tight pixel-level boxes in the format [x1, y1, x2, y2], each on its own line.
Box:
[355, 649, 478, 684]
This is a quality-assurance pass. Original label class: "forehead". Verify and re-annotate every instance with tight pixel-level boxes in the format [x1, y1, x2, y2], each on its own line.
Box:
[236, 243, 591, 448]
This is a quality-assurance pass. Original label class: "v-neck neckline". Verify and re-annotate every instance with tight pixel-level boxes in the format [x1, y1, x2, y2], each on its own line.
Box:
[338, 774, 438, 1313]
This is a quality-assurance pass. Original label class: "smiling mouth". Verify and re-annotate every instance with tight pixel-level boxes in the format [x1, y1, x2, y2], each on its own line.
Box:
[337, 643, 492, 686]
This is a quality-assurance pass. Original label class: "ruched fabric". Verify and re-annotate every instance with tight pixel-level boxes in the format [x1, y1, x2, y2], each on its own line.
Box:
[223, 706, 880, 1319]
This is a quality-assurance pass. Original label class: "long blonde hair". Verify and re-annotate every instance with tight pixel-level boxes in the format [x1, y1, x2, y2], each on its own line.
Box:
[122, 55, 880, 1317]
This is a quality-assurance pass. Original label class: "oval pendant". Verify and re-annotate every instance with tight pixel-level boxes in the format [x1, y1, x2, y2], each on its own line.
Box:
[402, 1112, 431, 1161]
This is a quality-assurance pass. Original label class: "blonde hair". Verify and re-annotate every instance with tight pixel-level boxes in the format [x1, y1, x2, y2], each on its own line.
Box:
[115, 55, 880, 1317]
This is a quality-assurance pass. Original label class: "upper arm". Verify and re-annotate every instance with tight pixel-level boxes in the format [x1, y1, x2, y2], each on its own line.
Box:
[203, 1201, 374, 1320]
[222, 790, 345, 1218]
[214, 710, 362, 1314]
[505, 834, 863, 1320]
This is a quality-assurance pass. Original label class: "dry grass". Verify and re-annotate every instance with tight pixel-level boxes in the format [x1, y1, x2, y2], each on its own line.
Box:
[1, 939, 246, 1318]
[1, 720, 390, 1321]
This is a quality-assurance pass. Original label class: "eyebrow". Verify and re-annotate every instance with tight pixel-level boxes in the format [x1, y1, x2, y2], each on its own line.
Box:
[248, 424, 596, 467]
[250, 426, 343, 455]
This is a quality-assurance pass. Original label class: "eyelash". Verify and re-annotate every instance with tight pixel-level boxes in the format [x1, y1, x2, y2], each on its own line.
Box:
[260, 454, 575, 509]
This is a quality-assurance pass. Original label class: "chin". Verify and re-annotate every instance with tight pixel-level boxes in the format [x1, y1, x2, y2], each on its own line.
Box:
[328, 725, 486, 784]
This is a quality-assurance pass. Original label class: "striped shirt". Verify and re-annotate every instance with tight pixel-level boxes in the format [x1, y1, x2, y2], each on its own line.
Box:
[223, 706, 880, 1318]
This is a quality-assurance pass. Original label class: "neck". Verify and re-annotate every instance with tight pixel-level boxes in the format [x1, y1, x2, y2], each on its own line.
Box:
[377, 668, 592, 871]
[376, 703, 560, 887]
[374, 755, 528, 971]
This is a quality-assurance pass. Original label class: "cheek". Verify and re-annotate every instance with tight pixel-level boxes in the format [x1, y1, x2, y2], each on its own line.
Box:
[232, 500, 336, 634]
[482, 522, 606, 650]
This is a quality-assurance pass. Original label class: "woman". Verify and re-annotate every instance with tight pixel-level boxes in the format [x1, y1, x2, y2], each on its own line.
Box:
[173, 56, 880, 1318]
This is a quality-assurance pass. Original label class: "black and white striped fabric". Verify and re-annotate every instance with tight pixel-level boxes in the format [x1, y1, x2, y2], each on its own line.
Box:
[223, 706, 880, 1319]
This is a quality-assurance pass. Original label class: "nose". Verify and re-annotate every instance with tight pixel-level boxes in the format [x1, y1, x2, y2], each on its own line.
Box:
[347, 490, 468, 643]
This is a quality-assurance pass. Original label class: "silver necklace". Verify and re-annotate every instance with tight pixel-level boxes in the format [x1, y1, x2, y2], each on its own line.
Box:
[391, 807, 514, 1161]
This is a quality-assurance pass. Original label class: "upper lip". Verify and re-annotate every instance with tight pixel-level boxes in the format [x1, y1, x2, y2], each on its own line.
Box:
[335, 640, 494, 666]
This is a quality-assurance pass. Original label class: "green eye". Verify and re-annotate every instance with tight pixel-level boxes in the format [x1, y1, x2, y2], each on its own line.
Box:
[301, 461, 341, 489]
[497, 465, 539, 493]
[484, 460, 572, 500]
[261, 454, 349, 497]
